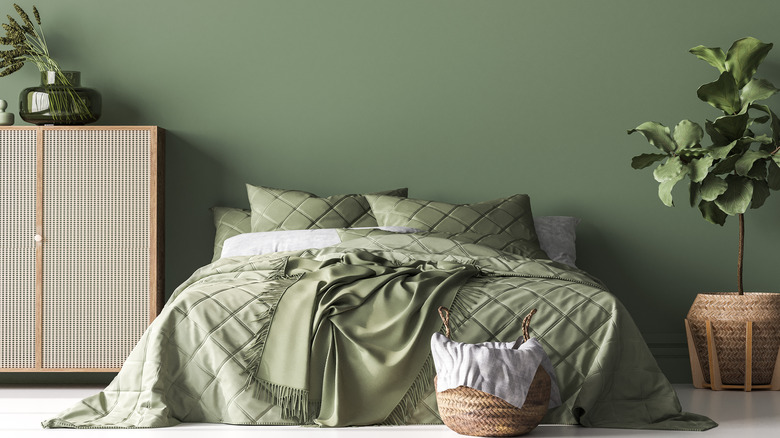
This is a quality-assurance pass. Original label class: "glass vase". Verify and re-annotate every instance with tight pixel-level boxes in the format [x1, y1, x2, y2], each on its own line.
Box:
[19, 70, 101, 125]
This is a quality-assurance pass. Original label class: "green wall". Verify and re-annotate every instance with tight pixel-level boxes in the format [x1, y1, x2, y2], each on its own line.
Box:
[2, 0, 779, 384]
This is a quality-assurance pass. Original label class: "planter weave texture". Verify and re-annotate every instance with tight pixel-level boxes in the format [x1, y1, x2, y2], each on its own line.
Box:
[435, 368, 550, 437]
[687, 293, 780, 385]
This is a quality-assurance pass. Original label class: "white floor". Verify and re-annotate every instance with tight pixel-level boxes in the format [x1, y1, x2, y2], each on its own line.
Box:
[1, 384, 778, 437]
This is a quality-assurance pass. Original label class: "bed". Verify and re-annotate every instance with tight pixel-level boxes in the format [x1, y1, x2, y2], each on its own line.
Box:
[42, 185, 716, 431]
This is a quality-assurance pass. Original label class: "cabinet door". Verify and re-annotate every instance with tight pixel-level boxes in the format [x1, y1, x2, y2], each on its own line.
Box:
[0, 129, 38, 369]
[42, 129, 152, 369]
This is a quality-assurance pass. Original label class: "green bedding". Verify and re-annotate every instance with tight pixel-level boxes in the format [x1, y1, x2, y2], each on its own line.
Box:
[42, 234, 716, 430]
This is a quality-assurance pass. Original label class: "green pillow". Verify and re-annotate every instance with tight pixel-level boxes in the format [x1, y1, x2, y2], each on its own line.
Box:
[210, 207, 251, 262]
[364, 194, 548, 259]
[337, 228, 509, 258]
[247, 185, 408, 232]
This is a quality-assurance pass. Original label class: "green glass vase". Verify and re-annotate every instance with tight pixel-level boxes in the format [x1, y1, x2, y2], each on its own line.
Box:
[19, 70, 101, 125]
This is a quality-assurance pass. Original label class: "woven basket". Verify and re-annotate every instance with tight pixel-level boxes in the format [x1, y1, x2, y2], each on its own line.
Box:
[435, 308, 551, 437]
[686, 292, 780, 388]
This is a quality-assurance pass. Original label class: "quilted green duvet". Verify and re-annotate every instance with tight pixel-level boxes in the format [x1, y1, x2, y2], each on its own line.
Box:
[42, 234, 716, 430]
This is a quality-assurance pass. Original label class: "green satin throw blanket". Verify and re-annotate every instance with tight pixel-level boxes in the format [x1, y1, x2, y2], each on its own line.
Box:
[41, 233, 717, 431]
[249, 252, 479, 426]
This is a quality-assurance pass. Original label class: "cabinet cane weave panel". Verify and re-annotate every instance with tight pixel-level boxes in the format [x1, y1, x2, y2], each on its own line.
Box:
[0, 130, 38, 369]
[42, 130, 150, 369]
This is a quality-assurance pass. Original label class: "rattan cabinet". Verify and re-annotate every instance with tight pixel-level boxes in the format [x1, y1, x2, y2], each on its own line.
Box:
[1, 126, 164, 372]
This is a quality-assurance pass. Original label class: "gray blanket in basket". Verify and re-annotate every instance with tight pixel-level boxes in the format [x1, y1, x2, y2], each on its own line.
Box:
[431, 333, 561, 409]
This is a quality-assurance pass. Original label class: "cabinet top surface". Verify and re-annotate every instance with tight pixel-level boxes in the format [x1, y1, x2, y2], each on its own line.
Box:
[0, 126, 161, 131]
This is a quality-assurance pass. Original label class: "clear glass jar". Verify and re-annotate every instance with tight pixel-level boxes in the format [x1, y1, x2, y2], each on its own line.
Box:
[19, 70, 101, 125]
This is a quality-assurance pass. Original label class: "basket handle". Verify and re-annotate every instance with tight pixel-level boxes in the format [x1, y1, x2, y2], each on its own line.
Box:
[438, 306, 452, 338]
[511, 308, 537, 349]
[439, 306, 537, 348]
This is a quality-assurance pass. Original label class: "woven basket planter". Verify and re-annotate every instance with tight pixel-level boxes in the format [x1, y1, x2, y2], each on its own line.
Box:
[685, 292, 780, 391]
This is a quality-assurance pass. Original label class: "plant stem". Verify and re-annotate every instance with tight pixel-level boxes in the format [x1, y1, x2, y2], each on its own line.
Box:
[738, 213, 744, 295]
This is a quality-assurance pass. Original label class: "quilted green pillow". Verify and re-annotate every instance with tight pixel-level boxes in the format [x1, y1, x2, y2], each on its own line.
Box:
[211, 207, 251, 262]
[365, 194, 548, 259]
[247, 185, 408, 232]
[337, 228, 508, 258]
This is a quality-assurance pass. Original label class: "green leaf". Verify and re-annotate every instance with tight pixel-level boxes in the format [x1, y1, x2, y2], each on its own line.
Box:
[628, 122, 677, 153]
[705, 120, 730, 146]
[652, 157, 687, 206]
[749, 104, 780, 145]
[653, 156, 683, 182]
[715, 175, 754, 215]
[631, 153, 668, 169]
[688, 155, 713, 182]
[725, 37, 773, 89]
[712, 155, 739, 174]
[697, 71, 740, 114]
[746, 159, 768, 180]
[690, 45, 727, 72]
[689, 181, 701, 207]
[658, 167, 688, 207]
[710, 113, 750, 141]
[673, 120, 704, 150]
[735, 150, 771, 176]
[768, 160, 780, 190]
[707, 140, 738, 160]
[753, 114, 771, 124]
[698, 200, 728, 226]
[700, 173, 729, 201]
[740, 78, 779, 110]
[745, 134, 774, 145]
[678, 149, 708, 160]
[770, 109, 780, 146]
[751, 180, 770, 209]
[678, 148, 708, 162]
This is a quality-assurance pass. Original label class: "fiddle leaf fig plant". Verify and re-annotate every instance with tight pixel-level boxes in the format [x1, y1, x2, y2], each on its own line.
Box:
[628, 37, 780, 294]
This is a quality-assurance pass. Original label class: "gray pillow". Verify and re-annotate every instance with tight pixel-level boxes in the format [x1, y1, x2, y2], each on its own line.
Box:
[533, 216, 580, 267]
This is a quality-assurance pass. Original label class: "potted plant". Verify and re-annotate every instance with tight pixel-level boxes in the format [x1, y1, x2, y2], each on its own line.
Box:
[0, 3, 100, 124]
[628, 37, 780, 391]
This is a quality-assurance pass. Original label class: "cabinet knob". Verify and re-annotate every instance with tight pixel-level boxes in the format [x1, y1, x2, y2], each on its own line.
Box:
[34, 234, 42, 242]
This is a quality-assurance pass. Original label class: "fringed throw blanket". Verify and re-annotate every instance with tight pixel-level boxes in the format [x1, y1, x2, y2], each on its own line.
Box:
[246, 252, 479, 426]
[42, 234, 716, 430]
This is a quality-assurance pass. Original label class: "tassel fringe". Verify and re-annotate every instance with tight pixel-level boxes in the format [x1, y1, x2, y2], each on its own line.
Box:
[245, 256, 485, 425]
[383, 281, 485, 425]
[249, 378, 320, 422]
[244, 257, 310, 420]
[447, 284, 484, 333]
[382, 354, 436, 425]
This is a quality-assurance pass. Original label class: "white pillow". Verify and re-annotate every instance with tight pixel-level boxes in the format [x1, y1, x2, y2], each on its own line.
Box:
[220, 226, 419, 258]
[220, 218, 581, 267]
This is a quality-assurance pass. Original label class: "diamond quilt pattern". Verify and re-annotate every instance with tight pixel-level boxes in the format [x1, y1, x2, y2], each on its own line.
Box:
[337, 228, 506, 258]
[365, 194, 547, 259]
[247, 185, 407, 232]
[210, 207, 251, 262]
[43, 234, 707, 431]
